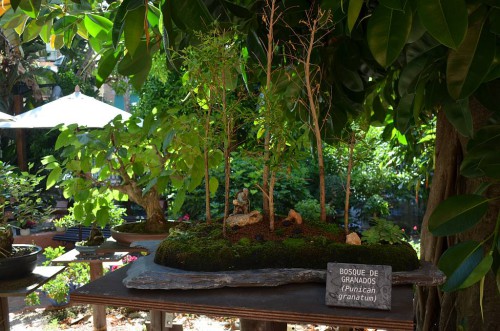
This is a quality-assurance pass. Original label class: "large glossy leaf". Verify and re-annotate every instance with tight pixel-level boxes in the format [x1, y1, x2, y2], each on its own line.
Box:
[438, 241, 484, 292]
[117, 41, 151, 75]
[395, 93, 414, 133]
[130, 57, 152, 90]
[347, 0, 363, 33]
[124, 5, 145, 57]
[443, 98, 473, 137]
[367, 3, 412, 67]
[112, 0, 131, 48]
[459, 254, 493, 290]
[84, 14, 112, 40]
[417, 0, 467, 49]
[398, 55, 427, 96]
[447, 8, 495, 100]
[461, 125, 500, 179]
[39, 19, 52, 43]
[22, 18, 43, 42]
[96, 48, 122, 87]
[53, 15, 78, 34]
[18, 0, 41, 19]
[428, 194, 489, 236]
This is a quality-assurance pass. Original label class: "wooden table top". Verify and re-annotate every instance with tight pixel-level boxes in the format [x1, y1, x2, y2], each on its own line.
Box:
[0, 266, 65, 297]
[71, 265, 414, 330]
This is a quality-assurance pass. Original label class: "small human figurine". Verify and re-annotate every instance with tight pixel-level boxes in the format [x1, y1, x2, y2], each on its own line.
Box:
[233, 188, 250, 214]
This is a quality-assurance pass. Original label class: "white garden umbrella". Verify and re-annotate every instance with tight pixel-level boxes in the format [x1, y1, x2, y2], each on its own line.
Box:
[0, 87, 131, 129]
[0, 111, 15, 122]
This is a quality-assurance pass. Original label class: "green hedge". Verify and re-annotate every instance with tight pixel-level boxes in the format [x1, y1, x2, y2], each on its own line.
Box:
[154, 224, 420, 272]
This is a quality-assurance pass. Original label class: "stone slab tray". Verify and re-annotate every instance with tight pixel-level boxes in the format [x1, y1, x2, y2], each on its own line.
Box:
[123, 241, 445, 290]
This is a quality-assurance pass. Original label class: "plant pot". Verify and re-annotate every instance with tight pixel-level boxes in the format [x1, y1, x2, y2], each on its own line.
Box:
[55, 226, 66, 232]
[111, 221, 171, 245]
[74, 242, 100, 253]
[20, 228, 31, 236]
[0, 244, 42, 280]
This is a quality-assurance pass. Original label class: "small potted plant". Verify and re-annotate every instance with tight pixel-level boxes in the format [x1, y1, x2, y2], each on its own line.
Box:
[0, 162, 44, 279]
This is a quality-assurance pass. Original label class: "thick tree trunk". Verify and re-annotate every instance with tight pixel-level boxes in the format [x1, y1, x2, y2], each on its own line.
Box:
[416, 101, 500, 330]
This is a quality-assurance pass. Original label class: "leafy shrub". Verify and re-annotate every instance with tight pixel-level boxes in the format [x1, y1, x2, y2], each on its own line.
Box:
[294, 199, 334, 223]
[362, 194, 390, 218]
[361, 218, 404, 244]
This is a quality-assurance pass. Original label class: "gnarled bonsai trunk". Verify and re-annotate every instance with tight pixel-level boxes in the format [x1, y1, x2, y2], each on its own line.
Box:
[115, 181, 166, 233]
[415, 101, 500, 330]
[0, 227, 13, 257]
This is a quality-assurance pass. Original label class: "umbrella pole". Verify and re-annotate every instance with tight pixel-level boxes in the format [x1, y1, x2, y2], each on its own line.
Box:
[13, 94, 27, 171]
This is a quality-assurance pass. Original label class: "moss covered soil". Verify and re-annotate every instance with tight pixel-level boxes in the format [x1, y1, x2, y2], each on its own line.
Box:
[154, 219, 420, 272]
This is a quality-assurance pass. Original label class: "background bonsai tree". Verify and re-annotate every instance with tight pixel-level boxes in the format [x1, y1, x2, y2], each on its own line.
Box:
[0, 161, 50, 256]
[43, 110, 202, 233]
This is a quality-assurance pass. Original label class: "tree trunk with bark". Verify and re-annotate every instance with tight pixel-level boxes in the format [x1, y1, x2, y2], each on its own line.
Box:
[416, 100, 500, 330]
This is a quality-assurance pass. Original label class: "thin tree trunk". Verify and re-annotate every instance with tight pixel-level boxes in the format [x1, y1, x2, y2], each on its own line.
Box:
[344, 133, 355, 234]
[269, 171, 277, 231]
[416, 100, 500, 330]
[262, 0, 277, 223]
[303, 17, 326, 222]
[204, 112, 212, 223]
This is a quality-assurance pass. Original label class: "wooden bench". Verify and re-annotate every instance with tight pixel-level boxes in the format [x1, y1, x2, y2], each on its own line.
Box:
[52, 226, 112, 243]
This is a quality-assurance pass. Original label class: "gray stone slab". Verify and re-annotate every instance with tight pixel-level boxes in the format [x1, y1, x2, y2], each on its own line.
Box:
[123, 242, 444, 290]
[123, 253, 325, 290]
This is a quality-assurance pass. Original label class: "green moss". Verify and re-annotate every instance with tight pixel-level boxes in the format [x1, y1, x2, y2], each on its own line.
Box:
[154, 225, 420, 272]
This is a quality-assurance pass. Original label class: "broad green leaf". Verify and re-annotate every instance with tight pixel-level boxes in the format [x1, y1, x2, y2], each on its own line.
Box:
[398, 55, 427, 96]
[367, 3, 412, 67]
[39, 19, 52, 44]
[46, 166, 61, 189]
[117, 41, 151, 75]
[461, 149, 500, 179]
[209, 177, 219, 196]
[19, 0, 41, 18]
[438, 241, 483, 292]
[96, 48, 122, 87]
[459, 254, 493, 289]
[143, 177, 157, 195]
[447, 8, 495, 99]
[222, 0, 251, 18]
[395, 93, 414, 133]
[124, 5, 145, 57]
[417, 0, 467, 49]
[130, 59, 152, 90]
[96, 208, 110, 227]
[112, 0, 130, 48]
[443, 98, 473, 137]
[347, 0, 363, 33]
[84, 14, 112, 40]
[429, 194, 489, 236]
[53, 16, 78, 34]
[461, 125, 500, 178]
[22, 18, 43, 42]
[171, 189, 186, 214]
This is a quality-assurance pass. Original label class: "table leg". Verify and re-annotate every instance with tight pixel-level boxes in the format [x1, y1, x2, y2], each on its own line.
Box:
[0, 297, 9, 331]
[89, 261, 106, 331]
[240, 319, 287, 331]
[150, 311, 183, 331]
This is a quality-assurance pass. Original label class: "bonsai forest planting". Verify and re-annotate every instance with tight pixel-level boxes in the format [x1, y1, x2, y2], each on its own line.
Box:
[0, 0, 499, 329]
